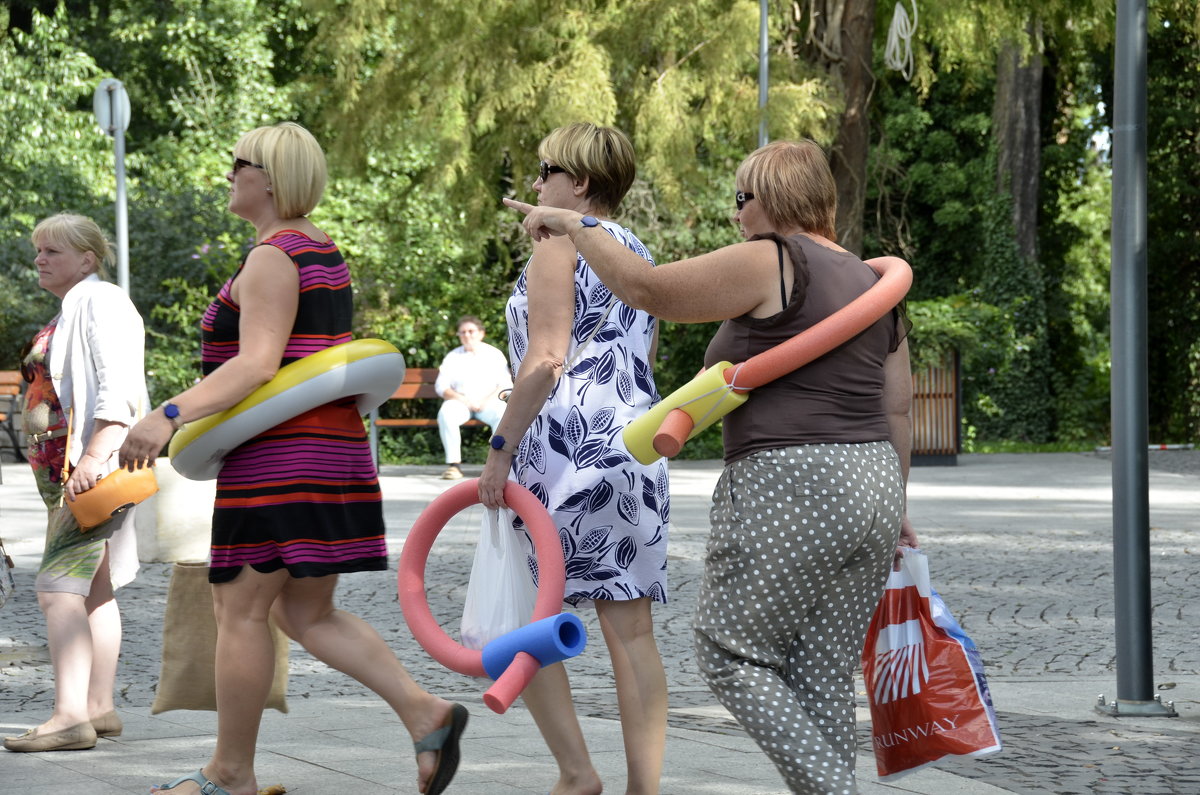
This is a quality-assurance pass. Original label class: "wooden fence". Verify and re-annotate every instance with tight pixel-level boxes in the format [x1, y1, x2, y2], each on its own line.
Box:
[911, 353, 959, 465]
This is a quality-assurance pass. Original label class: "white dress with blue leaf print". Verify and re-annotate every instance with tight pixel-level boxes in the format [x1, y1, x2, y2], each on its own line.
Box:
[506, 220, 670, 606]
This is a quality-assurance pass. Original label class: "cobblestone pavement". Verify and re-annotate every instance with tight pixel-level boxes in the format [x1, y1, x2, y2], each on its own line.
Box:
[2, 452, 1198, 793]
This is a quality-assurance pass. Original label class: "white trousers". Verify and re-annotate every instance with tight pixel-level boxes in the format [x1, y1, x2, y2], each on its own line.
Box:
[437, 398, 505, 464]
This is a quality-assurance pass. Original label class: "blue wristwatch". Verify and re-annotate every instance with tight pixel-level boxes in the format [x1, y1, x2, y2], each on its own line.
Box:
[160, 402, 184, 430]
[580, 215, 601, 229]
[490, 435, 519, 454]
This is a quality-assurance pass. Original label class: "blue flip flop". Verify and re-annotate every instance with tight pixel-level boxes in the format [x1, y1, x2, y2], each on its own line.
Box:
[414, 703, 469, 795]
[152, 769, 231, 795]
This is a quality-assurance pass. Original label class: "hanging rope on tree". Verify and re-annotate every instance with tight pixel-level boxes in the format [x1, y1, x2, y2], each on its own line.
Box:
[884, 0, 918, 81]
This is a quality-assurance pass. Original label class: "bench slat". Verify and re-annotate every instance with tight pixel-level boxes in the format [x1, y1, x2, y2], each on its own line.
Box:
[376, 419, 485, 428]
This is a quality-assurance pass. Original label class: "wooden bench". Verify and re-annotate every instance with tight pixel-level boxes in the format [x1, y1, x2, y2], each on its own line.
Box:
[368, 367, 485, 465]
[0, 370, 26, 482]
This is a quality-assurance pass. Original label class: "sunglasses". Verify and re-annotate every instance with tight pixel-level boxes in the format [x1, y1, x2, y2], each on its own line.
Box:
[736, 191, 755, 211]
[233, 157, 266, 174]
[539, 161, 567, 182]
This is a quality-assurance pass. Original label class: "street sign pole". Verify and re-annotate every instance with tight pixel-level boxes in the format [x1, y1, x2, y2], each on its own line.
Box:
[758, 0, 769, 147]
[93, 79, 131, 294]
[113, 115, 129, 293]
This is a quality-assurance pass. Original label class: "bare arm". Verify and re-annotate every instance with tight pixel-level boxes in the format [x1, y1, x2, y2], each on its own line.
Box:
[478, 234, 577, 508]
[883, 337, 919, 561]
[502, 198, 781, 322]
[65, 420, 129, 500]
[118, 245, 299, 468]
[883, 338, 913, 481]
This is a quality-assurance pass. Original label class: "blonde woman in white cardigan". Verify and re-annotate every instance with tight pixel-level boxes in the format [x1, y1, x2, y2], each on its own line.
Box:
[4, 213, 148, 753]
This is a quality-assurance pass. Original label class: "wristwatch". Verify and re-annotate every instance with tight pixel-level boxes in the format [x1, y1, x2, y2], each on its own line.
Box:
[580, 215, 601, 229]
[490, 434, 519, 454]
[160, 402, 185, 431]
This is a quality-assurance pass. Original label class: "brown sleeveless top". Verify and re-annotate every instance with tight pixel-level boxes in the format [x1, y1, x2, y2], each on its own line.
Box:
[704, 234, 906, 464]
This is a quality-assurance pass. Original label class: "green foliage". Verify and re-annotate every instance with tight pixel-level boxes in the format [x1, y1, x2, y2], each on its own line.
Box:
[1143, 0, 1200, 441]
[0, 6, 109, 366]
[967, 439, 1096, 454]
[1038, 52, 1112, 443]
[905, 295, 1003, 374]
[3, 0, 1192, 464]
[867, 47, 1116, 445]
[302, 0, 830, 251]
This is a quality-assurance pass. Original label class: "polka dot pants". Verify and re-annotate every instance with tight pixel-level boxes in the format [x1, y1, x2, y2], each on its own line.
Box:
[694, 442, 903, 794]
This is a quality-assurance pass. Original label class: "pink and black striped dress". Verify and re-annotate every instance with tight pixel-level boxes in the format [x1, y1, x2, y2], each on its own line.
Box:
[200, 230, 387, 583]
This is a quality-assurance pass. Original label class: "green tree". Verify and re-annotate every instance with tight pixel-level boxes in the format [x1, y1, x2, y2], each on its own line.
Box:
[1143, 1, 1200, 440]
[0, 5, 109, 364]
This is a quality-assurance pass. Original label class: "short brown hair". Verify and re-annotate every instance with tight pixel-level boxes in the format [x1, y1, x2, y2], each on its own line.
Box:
[234, 122, 327, 218]
[32, 213, 114, 280]
[735, 140, 837, 240]
[538, 122, 637, 215]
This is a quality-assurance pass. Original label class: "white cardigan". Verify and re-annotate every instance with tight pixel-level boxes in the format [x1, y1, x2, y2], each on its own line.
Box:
[48, 275, 149, 470]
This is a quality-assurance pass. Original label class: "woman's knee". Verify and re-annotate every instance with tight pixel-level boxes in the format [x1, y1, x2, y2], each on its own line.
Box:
[596, 596, 653, 629]
[271, 578, 337, 638]
[212, 569, 289, 626]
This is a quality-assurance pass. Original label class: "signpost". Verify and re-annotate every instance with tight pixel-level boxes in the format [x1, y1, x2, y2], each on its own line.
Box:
[758, 0, 769, 147]
[93, 78, 131, 294]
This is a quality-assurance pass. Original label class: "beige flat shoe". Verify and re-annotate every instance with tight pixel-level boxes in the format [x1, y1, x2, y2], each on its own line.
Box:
[91, 709, 123, 737]
[3, 721, 97, 752]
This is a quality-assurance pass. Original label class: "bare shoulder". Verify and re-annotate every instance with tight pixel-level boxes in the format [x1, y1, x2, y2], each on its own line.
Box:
[531, 233, 577, 260]
[244, 241, 295, 271]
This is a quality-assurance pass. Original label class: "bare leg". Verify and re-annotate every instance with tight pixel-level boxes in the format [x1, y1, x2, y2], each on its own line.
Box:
[155, 567, 289, 795]
[595, 598, 667, 795]
[519, 662, 603, 795]
[84, 549, 120, 720]
[35, 590, 92, 733]
[270, 574, 457, 793]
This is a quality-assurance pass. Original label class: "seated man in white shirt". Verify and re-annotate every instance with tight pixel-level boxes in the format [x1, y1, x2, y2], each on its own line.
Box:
[435, 315, 512, 479]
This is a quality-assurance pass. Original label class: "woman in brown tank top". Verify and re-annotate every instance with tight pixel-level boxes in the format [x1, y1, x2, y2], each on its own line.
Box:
[505, 139, 919, 794]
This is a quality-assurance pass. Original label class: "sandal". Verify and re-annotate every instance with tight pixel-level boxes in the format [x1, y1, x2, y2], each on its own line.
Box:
[414, 703, 469, 795]
[152, 769, 231, 795]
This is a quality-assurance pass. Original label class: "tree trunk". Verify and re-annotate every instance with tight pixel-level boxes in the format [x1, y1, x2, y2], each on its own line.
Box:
[992, 22, 1044, 262]
[829, 0, 876, 255]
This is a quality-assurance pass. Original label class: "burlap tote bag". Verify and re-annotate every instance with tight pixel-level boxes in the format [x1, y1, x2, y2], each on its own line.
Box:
[152, 561, 289, 714]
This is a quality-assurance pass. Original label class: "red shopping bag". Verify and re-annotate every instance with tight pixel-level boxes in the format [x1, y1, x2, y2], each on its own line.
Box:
[861, 549, 1001, 779]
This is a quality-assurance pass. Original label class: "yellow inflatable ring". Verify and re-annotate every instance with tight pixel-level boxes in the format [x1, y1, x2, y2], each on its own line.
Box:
[168, 339, 406, 481]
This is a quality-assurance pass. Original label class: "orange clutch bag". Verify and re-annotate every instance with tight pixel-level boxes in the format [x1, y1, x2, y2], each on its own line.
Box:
[69, 465, 159, 532]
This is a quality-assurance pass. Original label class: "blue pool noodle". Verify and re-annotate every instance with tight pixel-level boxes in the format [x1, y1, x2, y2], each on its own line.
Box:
[482, 613, 588, 680]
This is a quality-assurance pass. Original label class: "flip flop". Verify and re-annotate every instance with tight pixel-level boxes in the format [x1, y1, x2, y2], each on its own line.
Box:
[152, 769, 231, 795]
[414, 703, 469, 795]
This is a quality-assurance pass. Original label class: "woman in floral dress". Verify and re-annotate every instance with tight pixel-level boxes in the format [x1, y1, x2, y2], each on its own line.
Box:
[479, 122, 669, 795]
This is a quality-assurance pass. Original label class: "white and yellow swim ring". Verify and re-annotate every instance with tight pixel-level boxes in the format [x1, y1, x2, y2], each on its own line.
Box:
[168, 338, 405, 481]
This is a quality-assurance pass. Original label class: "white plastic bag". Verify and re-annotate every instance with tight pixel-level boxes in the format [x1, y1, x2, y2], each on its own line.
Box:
[460, 508, 538, 650]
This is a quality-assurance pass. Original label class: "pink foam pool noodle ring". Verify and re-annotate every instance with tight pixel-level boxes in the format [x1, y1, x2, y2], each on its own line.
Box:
[652, 256, 913, 458]
[398, 478, 569, 713]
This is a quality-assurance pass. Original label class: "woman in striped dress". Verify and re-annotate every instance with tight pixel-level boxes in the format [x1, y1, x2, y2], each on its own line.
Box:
[120, 122, 466, 795]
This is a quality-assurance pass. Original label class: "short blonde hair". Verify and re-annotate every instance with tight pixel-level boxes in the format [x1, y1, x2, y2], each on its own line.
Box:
[538, 122, 637, 215]
[32, 213, 114, 280]
[735, 140, 837, 240]
[234, 122, 327, 218]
